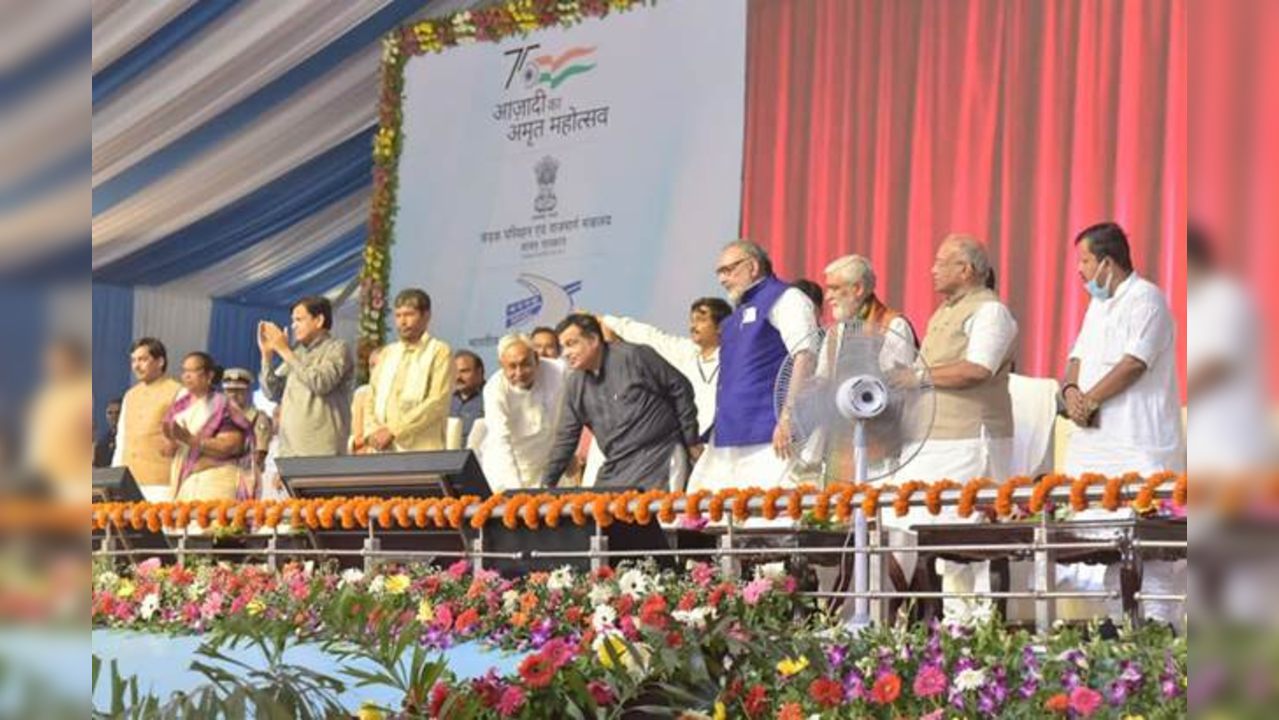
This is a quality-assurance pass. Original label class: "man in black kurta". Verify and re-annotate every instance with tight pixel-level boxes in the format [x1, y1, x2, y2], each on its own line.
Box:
[542, 314, 701, 490]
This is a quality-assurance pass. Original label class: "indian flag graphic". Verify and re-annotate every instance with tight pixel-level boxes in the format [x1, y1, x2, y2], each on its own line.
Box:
[523, 46, 597, 89]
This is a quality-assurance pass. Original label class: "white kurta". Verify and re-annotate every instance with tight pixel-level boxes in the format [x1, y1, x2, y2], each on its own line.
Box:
[479, 358, 568, 491]
[602, 315, 720, 437]
[1065, 274, 1184, 477]
[688, 287, 818, 492]
[1187, 275, 1273, 473]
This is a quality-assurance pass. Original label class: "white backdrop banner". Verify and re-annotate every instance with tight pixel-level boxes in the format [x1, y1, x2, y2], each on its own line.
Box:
[391, 0, 746, 361]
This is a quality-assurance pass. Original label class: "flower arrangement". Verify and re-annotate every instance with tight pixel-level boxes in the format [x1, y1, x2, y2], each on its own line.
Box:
[92, 558, 1187, 718]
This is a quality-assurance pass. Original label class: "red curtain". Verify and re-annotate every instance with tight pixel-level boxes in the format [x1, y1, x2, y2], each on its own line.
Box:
[1190, 0, 1279, 398]
[741, 0, 1186, 391]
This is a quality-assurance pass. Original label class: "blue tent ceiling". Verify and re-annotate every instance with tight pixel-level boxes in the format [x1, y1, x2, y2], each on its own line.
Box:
[87, 0, 481, 302]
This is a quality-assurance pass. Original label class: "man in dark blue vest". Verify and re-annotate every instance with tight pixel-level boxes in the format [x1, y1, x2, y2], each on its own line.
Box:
[688, 240, 819, 492]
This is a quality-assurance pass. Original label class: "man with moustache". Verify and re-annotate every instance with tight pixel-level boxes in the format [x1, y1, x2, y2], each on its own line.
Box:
[480, 332, 569, 490]
[113, 338, 183, 500]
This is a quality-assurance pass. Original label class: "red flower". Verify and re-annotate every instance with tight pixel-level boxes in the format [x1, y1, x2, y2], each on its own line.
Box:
[640, 594, 669, 629]
[776, 703, 804, 720]
[870, 672, 902, 705]
[665, 630, 684, 648]
[519, 652, 558, 689]
[743, 684, 768, 717]
[1069, 686, 1104, 717]
[808, 677, 845, 708]
[593, 566, 615, 580]
[429, 683, 449, 717]
[615, 595, 635, 617]
[455, 607, 480, 633]
[587, 680, 615, 706]
[1045, 692, 1070, 713]
[677, 590, 699, 611]
[566, 606, 584, 624]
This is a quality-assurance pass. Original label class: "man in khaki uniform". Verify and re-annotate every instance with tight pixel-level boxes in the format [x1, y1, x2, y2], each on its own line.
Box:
[112, 338, 182, 501]
[360, 289, 454, 453]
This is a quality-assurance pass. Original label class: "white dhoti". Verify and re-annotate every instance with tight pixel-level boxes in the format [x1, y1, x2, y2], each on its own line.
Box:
[687, 440, 793, 493]
[891, 433, 1012, 621]
[1059, 443, 1186, 627]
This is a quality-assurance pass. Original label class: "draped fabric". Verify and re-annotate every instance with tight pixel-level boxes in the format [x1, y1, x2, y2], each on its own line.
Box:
[207, 300, 291, 381]
[92, 283, 135, 423]
[741, 0, 1186, 391]
[1191, 0, 1279, 398]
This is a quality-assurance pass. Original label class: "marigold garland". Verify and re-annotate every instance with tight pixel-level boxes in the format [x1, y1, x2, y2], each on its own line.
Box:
[958, 478, 995, 519]
[91, 474, 1194, 537]
[925, 480, 961, 516]
[893, 481, 926, 518]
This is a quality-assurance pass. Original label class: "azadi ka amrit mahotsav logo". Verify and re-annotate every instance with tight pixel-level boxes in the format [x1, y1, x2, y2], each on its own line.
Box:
[520, 46, 597, 89]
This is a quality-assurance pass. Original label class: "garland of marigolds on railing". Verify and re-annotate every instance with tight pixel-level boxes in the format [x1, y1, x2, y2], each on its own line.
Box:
[91, 473, 1193, 534]
[358, 0, 658, 379]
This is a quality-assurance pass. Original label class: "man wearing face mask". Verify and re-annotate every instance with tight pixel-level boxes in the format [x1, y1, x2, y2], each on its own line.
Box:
[480, 332, 568, 490]
[1062, 222, 1184, 476]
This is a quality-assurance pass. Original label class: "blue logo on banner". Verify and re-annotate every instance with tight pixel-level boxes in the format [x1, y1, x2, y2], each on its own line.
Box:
[505, 274, 582, 329]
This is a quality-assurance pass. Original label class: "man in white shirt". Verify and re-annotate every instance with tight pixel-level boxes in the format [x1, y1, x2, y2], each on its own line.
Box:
[1186, 225, 1272, 474]
[1063, 222, 1185, 476]
[1060, 222, 1185, 626]
[687, 240, 818, 492]
[602, 297, 732, 441]
[480, 333, 569, 491]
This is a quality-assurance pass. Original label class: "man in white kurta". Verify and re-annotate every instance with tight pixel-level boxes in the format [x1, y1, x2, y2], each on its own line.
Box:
[480, 334, 568, 491]
[602, 297, 731, 441]
[1060, 223, 1185, 626]
[687, 241, 818, 493]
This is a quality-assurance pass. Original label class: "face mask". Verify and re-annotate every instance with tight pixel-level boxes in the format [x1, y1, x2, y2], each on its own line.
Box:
[1085, 259, 1113, 300]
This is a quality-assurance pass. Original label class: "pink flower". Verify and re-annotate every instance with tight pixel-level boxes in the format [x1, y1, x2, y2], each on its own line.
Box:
[679, 515, 710, 530]
[913, 665, 948, 698]
[200, 592, 224, 621]
[742, 578, 771, 605]
[448, 560, 471, 581]
[434, 604, 455, 630]
[587, 680, 615, 706]
[689, 562, 716, 587]
[497, 685, 526, 716]
[1068, 686, 1103, 717]
[136, 557, 162, 578]
[783, 576, 797, 593]
[921, 710, 945, 720]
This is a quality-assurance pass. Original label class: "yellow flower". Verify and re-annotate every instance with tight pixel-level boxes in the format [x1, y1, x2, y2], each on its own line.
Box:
[116, 580, 136, 599]
[713, 701, 728, 720]
[776, 656, 809, 676]
[246, 599, 265, 617]
[385, 574, 411, 595]
[357, 702, 386, 720]
[596, 634, 628, 669]
[1122, 716, 1145, 720]
[416, 599, 434, 623]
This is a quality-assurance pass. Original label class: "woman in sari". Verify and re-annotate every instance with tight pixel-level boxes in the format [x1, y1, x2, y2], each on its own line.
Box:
[162, 352, 254, 502]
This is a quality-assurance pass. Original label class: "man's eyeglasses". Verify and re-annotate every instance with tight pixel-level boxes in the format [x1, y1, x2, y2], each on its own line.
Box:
[716, 257, 751, 277]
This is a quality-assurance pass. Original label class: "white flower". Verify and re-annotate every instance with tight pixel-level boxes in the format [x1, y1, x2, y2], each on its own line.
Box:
[303, 561, 315, 577]
[958, 600, 993, 628]
[502, 589, 521, 612]
[753, 562, 787, 582]
[186, 581, 205, 602]
[547, 566, 575, 592]
[588, 583, 615, 607]
[138, 593, 160, 621]
[339, 568, 366, 588]
[591, 604, 617, 631]
[95, 571, 120, 592]
[368, 575, 386, 596]
[618, 569, 648, 599]
[954, 668, 987, 692]
[671, 606, 715, 631]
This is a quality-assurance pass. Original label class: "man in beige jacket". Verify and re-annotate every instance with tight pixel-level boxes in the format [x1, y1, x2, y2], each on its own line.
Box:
[359, 289, 454, 453]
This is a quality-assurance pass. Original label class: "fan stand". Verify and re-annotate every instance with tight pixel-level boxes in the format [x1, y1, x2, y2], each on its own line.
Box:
[834, 374, 889, 632]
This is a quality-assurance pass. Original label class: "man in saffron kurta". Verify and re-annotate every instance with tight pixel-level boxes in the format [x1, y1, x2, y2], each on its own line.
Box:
[113, 338, 182, 501]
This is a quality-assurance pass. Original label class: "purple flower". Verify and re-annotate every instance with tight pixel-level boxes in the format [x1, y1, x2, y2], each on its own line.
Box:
[1162, 676, 1181, 700]
[978, 689, 999, 715]
[1018, 678, 1039, 700]
[1109, 681, 1129, 705]
[844, 670, 865, 700]
[825, 644, 848, 669]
